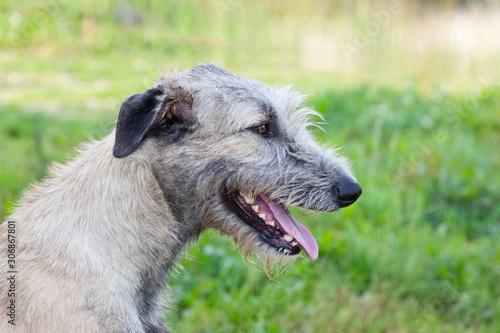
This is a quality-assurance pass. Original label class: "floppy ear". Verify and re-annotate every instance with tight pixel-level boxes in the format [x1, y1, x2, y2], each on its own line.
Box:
[113, 86, 194, 158]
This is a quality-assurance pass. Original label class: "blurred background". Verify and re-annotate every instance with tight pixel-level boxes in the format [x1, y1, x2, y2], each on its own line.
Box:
[1, 0, 499, 332]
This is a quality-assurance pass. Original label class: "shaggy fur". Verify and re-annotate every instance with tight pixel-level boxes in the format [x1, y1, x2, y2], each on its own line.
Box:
[0, 64, 360, 332]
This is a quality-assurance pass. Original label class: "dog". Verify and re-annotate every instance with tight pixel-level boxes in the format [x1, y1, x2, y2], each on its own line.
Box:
[0, 64, 361, 332]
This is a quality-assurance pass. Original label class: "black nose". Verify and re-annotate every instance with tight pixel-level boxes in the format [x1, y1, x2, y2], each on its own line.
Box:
[334, 178, 362, 208]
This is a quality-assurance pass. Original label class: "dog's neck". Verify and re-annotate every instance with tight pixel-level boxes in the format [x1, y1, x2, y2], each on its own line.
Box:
[15, 133, 190, 330]
[88, 134, 192, 323]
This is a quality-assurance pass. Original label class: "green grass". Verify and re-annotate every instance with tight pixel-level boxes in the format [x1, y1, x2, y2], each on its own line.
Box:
[1, 1, 499, 332]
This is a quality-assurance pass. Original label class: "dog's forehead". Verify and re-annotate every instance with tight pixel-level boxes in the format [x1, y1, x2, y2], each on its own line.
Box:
[184, 64, 305, 126]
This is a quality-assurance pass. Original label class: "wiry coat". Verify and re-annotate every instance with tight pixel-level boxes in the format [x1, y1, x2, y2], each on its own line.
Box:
[0, 64, 360, 332]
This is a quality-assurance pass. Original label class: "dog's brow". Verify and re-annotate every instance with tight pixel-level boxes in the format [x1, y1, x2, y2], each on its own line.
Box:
[258, 100, 276, 117]
[266, 106, 277, 121]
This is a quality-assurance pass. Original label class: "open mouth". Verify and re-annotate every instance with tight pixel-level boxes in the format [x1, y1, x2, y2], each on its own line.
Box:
[224, 192, 319, 261]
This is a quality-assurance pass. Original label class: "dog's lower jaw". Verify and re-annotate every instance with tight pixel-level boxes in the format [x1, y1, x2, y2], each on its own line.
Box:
[223, 191, 319, 261]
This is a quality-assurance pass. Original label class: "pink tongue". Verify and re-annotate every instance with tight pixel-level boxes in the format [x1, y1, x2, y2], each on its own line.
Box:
[261, 196, 319, 261]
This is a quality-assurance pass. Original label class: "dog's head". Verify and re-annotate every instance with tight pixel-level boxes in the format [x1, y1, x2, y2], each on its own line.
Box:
[113, 63, 361, 265]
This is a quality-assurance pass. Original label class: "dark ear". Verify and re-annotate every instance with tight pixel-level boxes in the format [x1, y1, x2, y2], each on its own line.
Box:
[113, 86, 194, 158]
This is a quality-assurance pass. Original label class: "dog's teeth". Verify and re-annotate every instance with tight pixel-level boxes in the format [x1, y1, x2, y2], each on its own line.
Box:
[284, 234, 294, 242]
[291, 241, 298, 246]
[252, 205, 259, 212]
[244, 195, 255, 205]
[258, 213, 266, 220]
[269, 220, 275, 227]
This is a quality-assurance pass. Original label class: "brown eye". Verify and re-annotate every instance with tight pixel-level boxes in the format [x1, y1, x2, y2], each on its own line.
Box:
[256, 125, 267, 134]
[251, 123, 274, 137]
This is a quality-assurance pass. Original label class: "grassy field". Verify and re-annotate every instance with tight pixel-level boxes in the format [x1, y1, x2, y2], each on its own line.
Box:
[1, 1, 500, 332]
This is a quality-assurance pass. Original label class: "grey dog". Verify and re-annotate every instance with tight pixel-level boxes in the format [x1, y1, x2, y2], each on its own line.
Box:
[0, 64, 361, 332]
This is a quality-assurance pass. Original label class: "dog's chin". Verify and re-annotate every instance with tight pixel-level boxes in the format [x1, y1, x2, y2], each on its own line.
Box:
[220, 216, 300, 274]
[222, 191, 319, 261]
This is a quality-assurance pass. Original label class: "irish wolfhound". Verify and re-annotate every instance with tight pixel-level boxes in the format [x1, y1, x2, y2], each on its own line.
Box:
[0, 64, 361, 332]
